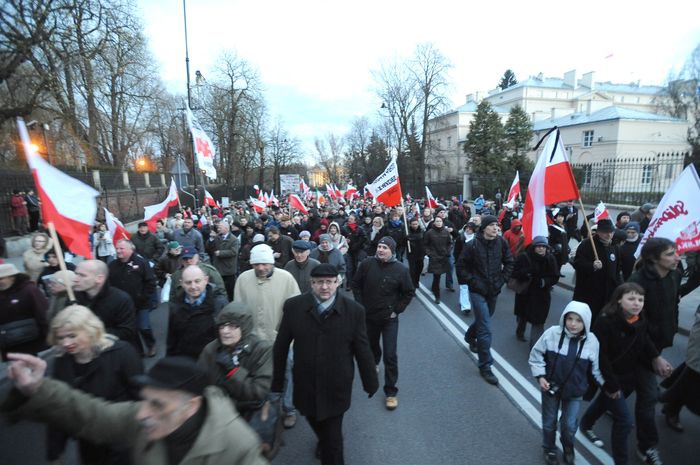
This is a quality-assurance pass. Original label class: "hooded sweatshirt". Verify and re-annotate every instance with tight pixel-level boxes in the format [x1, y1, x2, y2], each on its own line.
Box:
[529, 301, 604, 399]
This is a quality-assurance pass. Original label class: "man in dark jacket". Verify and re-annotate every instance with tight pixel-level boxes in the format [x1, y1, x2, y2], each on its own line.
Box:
[167, 266, 228, 359]
[341, 214, 366, 289]
[73, 260, 141, 353]
[572, 219, 622, 322]
[267, 226, 294, 269]
[273, 264, 378, 465]
[456, 215, 513, 385]
[352, 236, 414, 410]
[284, 240, 320, 294]
[109, 240, 158, 356]
[131, 222, 164, 263]
[205, 221, 240, 301]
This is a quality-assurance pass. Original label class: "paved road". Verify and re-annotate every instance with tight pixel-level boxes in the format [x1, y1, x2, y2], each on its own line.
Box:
[1, 260, 697, 465]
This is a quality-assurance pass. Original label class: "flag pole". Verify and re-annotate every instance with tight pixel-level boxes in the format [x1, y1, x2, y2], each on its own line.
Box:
[47, 222, 76, 302]
[577, 198, 599, 261]
[400, 197, 412, 253]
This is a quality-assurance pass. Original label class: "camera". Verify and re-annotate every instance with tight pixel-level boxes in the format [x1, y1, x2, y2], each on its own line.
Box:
[546, 382, 560, 397]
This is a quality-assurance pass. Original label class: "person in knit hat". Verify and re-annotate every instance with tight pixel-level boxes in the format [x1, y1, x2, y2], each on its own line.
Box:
[352, 232, 414, 411]
[233, 243, 301, 428]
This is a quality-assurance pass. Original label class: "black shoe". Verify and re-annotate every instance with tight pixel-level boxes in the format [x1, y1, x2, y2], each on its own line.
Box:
[543, 450, 558, 465]
[562, 446, 574, 464]
[315, 442, 321, 460]
[447, 286, 455, 292]
[662, 406, 684, 432]
[480, 369, 499, 385]
[516, 332, 526, 342]
[434, 298, 440, 304]
[464, 333, 477, 353]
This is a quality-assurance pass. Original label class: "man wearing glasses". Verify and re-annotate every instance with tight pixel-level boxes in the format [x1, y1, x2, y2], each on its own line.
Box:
[271, 264, 378, 465]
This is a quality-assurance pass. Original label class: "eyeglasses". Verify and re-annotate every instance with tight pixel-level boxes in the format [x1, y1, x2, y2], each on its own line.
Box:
[311, 279, 337, 287]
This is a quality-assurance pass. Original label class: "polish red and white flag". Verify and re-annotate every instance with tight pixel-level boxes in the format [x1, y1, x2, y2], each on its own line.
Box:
[288, 193, 309, 215]
[367, 157, 403, 207]
[316, 189, 326, 208]
[325, 184, 337, 200]
[204, 189, 219, 208]
[249, 196, 266, 213]
[144, 178, 179, 232]
[521, 128, 580, 244]
[104, 208, 131, 241]
[263, 192, 270, 206]
[505, 171, 521, 206]
[269, 192, 279, 207]
[425, 186, 439, 209]
[332, 183, 342, 199]
[594, 201, 610, 222]
[18, 118, 99, 258]
[300, 178, 310, 193]
[345, 183, 358, 200]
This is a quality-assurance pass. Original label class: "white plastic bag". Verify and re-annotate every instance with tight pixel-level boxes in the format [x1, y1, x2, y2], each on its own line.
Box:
[160, 277, 171, 303]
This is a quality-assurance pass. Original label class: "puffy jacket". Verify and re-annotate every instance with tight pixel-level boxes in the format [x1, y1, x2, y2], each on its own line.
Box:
[108, 253, 157, 311]
[352, 257, 415, 320]
[456, 234, 513, 297]
[424, 225, 452, 274]
[131, 232, 164, 262]
[529, 301, 604, 399]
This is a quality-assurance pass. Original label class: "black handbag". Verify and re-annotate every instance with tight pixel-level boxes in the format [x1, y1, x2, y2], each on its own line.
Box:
[0, 318, 40, 349]
[248, 398, 284, 460]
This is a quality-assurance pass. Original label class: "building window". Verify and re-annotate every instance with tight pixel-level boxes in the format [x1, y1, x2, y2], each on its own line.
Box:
[641, 165, 654, 184]
[583, 130, 594, 147]
[438, 138, 442, 149]
[665, 164, 674, 179]
[583, 165, 592, 186]
[447, 136, 452, 148]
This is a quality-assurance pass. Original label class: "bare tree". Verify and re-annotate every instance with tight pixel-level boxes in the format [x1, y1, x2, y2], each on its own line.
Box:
[267, 120, 302, 193]
[315, 133, 344, 185]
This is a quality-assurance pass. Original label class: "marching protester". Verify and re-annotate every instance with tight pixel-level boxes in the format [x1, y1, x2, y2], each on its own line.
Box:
[619, 221, 642, 280]
[173, 217, 205, 258]
[548, 209, 570, 276]
[453, 221, 477, 314]
[131, 221, 164, 263]
[92, 223, 116, 263]
[341, 214, 366, 290]
[406, 216, 426, 289]
[169, 246, 227, 301]
[205, 220, 240, 301]
[284, 240, 320, 293]
[424, 215, 452, 304]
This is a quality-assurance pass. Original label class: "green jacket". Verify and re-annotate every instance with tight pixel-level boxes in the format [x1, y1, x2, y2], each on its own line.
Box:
[5, 379, 267, 465]
[170, 263, 227, 301]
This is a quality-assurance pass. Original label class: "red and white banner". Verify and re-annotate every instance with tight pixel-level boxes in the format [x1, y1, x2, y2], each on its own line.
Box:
[505, 171, 521, 206]
[521, 128, 580, 244]
[345, 184, 358, 200]
[425, 186, 439, 209]
[186, 108, 217, 180]
[18, 118, 99, 258]
[204, 189, 218, 208]
[594, 201, 610, 222]
[144, 178, 179, 232]
[363, 184, 373, 199]
[269, 192, 279, 207]
[263, 192, 270, 206]
[249, 196, 266, 213]
[300, 178, 310, 193]
[333, 183, 342, 199]
[636, 164, 700, 257]
[325, 184, 337, 200]
[367, 157, 403, 207]
[288, 193, 309, 215]
[104, 208, 131, 242]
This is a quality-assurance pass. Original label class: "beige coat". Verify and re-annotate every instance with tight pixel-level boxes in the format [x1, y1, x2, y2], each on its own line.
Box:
[233, 268, 300, 342]
[22, 234, 53, 282]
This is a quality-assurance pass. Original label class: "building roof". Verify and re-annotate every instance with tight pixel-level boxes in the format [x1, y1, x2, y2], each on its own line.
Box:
[492, 76, 666, 95]
[452, 100, 510, 114]
[532, 106, 683, 131]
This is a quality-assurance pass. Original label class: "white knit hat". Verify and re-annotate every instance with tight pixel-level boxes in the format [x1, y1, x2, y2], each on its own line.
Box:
[250, 244, 274, 265]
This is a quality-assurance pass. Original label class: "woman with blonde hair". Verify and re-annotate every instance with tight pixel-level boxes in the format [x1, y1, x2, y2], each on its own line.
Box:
[46, 305, 143, 465]
[22, 232, 52, 282]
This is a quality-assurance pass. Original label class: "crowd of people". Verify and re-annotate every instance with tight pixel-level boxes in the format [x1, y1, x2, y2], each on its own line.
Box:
[1, 192, 699, 465]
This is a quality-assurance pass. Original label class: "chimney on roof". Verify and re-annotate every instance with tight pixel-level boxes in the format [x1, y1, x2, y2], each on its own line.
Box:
[466, 94, 473, 103]
[564, 70, 576, 89]
[581, 71, 595, 90]
[536, 72, 544, 81]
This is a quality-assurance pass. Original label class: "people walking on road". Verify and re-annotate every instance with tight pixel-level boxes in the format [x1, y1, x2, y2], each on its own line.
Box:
[406, 217, 426, 289]
[25, 189, 41, 232]
[273, 264, 378, 465]
[529, 301, 604, 465]
[424, 216, 452, 304]
[579, 283, 673, 465]
[169, 246, 227, 301]
[454, 222, 477, 314]
[456, 215, 513, 385]
[46, 305, 143, 465]
[284, 240, 320, 294]
[503, 218, 525, 258]
[572, 218, 622, 322]
[619, 222, 641, 280]
[205, 221, 240, 301]
[131, 221, 164, 263]
[563, 200, 581, 242]
[548, 210, 570, 275]
[353, 236, 415, 410]
[172, 217, 205, 258]
[512, 236, 560, 346]
[4, 353, 268, 465]
[92, 223, 116, 263]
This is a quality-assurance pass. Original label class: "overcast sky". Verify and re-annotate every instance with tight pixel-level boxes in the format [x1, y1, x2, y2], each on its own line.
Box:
[137, 0, 700, 157]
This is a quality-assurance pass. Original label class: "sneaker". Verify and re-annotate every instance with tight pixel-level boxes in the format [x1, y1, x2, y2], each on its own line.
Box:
[145, 346, 157, 358]
[637, 447, 663, 465]
[480, 369, 499, 385]
[543, 450, 558, 465]
[461, 308, 471, 315]
[283, 412, 297, 429]
[464, 333, 477, 353]
[385, 396, 398, 410]
[581, 429, 604, 448]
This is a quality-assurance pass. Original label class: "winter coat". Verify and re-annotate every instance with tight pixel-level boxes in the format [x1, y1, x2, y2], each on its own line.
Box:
[529, 302, 604, 399]
[512, 247, 560, 324]
[48, 339, 143, 464]
[108, 253, 157, 311]
[169, 263, 227, 301]
[206, 233, 240, 276]
[172, 227, 205, 255]
[272, 292, 378, 421]
[75, 284, 141, 353]
[234, 267, 300, 342]
[310, 246, 346, 274]
[548, 224, 569, 267]
[424, 225, 452, 274]
[628, 264, 682, 350]
[456, 234, 514, 297]
[268, 235, 294, 268]
[406, 226, 426, 259]
[131, 232, 164, 262]
[572, 236, 622, 319]
[167, 285, 228, 359]
[284, 257, 320, 294]
[198, 303, 272, 415]
[619, 238, 641, 281]
[93, 230, 116, 259]
[352, 256, 415, 321]
[590, 311, 659, 394]
[503, 219, 525, 258]
[10, 193, 28, 217]
[453, 231, 475, 284]
[328, 222, 349, 254]
[365, 225, 388, 256]
[385, 219, 407, 250]
[154, 253, 180, 286]
[22, 235, 53, 282]
[341, 222, 366, 256]
[0, 275, 48, 361]
[4, 380, 267, 465]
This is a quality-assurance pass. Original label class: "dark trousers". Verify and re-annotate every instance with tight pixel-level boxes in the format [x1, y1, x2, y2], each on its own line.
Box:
[366, 316, 399, 396]
[307, 414, 344, 465]
[634, 366, 659, 451]
[581, 387, 634, 465]
[222, 274, 236, 301]
[407, 255, 423, 288]
[28, 210, 40, 231]
[431, 273, 443, 299]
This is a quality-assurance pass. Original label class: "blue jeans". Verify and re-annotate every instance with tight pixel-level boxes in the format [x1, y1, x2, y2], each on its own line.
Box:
[541, 393, 582, 452]
[465, 293, 497, 370]
[634, 365, 659, 451]
[137, 308, 152, 331]
[581, 389, 634, 465]
[284, 347, 296, 415]
[366, 317, 399, 396]
[445, 245, 455, 288]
